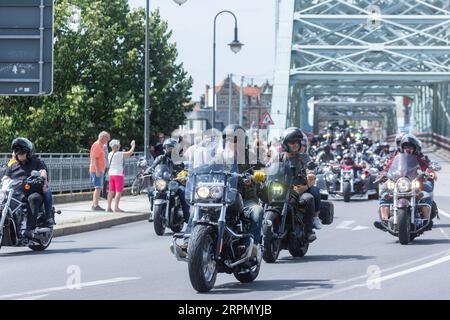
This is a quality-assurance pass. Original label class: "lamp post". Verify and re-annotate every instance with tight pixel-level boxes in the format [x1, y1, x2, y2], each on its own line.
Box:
[144, 0, 150, 160]
[212, 11, 243, 129]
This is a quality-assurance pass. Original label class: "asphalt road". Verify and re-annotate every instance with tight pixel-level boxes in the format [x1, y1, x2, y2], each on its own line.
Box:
[1, 151, 449, 300]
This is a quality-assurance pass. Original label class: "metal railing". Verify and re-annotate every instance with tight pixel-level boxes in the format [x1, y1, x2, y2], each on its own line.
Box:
[0, 152, 145, 194]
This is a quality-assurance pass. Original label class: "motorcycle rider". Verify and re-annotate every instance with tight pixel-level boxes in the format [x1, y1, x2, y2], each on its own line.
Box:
[374, 134, 436, 231]
[274, 127, 318, 242]
[317, 144, 335, 163]
[150, 138, 190, 223]
[2, 138, 49, 238]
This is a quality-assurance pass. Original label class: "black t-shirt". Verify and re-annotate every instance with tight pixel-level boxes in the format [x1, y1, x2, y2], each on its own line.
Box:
[4, 158, 46, 181]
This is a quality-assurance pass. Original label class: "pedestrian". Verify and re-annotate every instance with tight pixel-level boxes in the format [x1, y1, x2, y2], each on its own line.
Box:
[107, 139, 136, 212]
[101, 142, 110, 199]
[90, 131, 110, 211]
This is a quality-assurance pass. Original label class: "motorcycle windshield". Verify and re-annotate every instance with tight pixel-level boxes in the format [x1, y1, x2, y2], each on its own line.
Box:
[387, 154, 420, 181]
[265, 160, 292, 186]
[152, 164, 172, 181]
[185, 140, 239, 204]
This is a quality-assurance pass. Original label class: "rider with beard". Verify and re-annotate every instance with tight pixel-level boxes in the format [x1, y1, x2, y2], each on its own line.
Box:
[150, 138, 190, 223]
[3, 138, 49, 238]
[375, 134, 436, 231]
[275, 127, 318, 242]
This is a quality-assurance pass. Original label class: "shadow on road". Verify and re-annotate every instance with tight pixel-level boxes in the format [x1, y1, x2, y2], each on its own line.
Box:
[276, 254, 375, 264]
[410, 239, 450, 245]
[435, 224, 450, 228]
[208, 279, 334, 295]
[0, 247, 118, 257]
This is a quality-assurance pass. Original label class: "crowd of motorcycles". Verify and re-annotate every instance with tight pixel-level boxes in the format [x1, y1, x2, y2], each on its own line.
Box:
[0, 125, 441, 295]
[129, 125, 441, 293]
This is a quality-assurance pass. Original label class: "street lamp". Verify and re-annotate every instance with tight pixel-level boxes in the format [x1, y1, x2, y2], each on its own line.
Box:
[173, 0, 188, 5]
[144, 0, 150, 160]
[212, 11, 244, 129]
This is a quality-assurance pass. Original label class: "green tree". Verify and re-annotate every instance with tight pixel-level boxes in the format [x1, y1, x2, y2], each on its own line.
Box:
[0, 0, 193, 152]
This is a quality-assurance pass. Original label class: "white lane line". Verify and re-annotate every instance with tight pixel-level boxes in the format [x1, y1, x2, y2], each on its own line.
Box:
[307, 254, 450, 300]
[438, 227, 450, 240]
[352, 226, 369, 231]
[438, 208, 450, 219]
[15, 294, 49, 300]
[0, 277, 140, 300]
[336, 221, 355, 229]
[274, 248, 450, 300]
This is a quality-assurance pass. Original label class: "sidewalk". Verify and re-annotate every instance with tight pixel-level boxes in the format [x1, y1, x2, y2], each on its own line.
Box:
[53, 195, 151, 237]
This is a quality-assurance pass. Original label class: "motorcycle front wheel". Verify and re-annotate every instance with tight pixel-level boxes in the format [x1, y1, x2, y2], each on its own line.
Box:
[29, 229, 53, 251]
[262, 210, 281, 263]
[153, 204, 167, 236]
[397, 208, 411, 245]
[131, 175, 143, 196]
[188, 225, 218, 293]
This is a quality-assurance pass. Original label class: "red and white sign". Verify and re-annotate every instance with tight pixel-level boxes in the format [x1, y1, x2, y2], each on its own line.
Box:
[259, 112, 274, 125]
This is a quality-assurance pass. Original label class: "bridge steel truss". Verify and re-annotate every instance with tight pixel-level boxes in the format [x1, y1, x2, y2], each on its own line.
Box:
[270, 0, 450, 139]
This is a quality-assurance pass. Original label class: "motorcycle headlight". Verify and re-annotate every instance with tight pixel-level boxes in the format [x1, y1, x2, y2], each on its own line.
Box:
[396, 178, 411, 193]
[155, 179, 168, 191]
[386, 180, 395, 190]
[412, 179, 421, 191]
[210, 186, 223, 199]
[270, 183, 285, 198]
[196, 186, 210, 199]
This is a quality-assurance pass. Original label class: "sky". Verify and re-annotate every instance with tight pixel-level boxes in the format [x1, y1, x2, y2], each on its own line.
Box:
[129, 0, 276, 101]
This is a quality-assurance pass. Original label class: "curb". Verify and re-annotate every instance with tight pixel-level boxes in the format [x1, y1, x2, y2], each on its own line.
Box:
[53, 213, 149, 237]
[53, 188, 135, 205]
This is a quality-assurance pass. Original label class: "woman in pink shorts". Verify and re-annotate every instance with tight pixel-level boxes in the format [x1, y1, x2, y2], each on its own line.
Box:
[107, 139, 136, 212]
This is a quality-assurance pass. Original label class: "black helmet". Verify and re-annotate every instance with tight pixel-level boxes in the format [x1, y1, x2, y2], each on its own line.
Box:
[11, 138, 34, 159]
[222, 124, 248, 148]
[400, 134, 420, 154]
[281, 127, 304, 152]
[395, 132, 406, 147]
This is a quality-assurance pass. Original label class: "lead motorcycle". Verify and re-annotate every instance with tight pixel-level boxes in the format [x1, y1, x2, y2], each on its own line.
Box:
[172, 162, 262, 293]
[147, 164, 185, 236]
[0, 172, 58, 251]
[377, 154, 440, 245]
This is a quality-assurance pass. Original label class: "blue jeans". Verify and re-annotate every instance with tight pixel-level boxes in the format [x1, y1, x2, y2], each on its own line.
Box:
[308, 186, 321, 213]
[44, 187, 53, 218]
[184, 199, 264, 245]
[242, 199, 264, 245]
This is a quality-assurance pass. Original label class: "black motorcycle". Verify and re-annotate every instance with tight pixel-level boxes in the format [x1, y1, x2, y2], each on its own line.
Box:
[261, 162, 333, 263]
[147, 164, 185, 236]
[172, 163, 262, 293]
[0, 172, 57, 251]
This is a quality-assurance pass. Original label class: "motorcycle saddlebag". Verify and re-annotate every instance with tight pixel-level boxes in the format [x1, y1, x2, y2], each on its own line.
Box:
[319, 201, 334, 225]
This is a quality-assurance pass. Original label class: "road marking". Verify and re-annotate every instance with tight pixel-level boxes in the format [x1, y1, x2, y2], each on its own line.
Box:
[438, 226, 450, 240]
[336, 220, 355, 229]
[352, 226, 369, 231]
[15, 294, 49, 300]
[274, 248, 450, 300]
[438, 208, 450, 219]
[0, 277, 140, 300]
[307, 254, 450, 300]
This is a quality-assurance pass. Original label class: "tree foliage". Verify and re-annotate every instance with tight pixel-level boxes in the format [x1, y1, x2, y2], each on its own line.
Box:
[0, 0, 193, 152]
